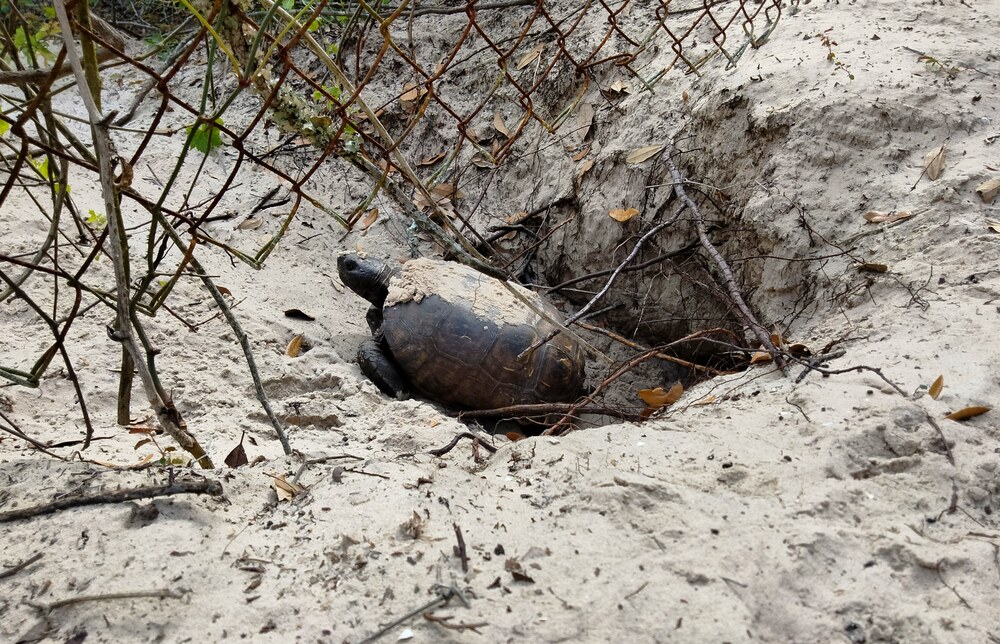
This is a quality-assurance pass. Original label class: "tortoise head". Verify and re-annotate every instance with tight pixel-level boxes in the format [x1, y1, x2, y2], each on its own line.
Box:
[337, 254, 397, 307]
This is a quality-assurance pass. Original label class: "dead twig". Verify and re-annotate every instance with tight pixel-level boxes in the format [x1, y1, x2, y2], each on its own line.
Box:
[0, 553, 44, 580]
[0, 476, 223, 523]
[423, 611, 489, 633]
[26, 589, 183, 613]
[925, 415, 955, 466]
[663, 153, 782, 368]
[429, 432, 498, 457]
[453, 523, 469, 573]
[358, 584, 468, 644]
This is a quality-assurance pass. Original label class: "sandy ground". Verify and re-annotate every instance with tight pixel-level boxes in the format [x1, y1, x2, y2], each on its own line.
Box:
[2, 0, 999, 642]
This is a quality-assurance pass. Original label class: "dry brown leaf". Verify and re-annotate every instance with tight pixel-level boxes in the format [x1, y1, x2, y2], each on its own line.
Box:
[271, 474, 304, 501]
[400, 82, 421, 103]
[505, 211, 530, 225]
[609, 207, 640, 222]
[944, 406, 990, 421]
[432, 182, 463, 199]
[923, 145, 946, 180]
[977, 178, 1000, 204]
[638, 382, 683, 408]
[417, 151, 446, 166]
[787, 343, 812, 357]
[863, 210, 913, 224]
[400, 510, 424, 538]
[471, 153, 495, 169]
[360, 208, 378, 230]
[694, 395, 716, 406]
[505, 431, 527, 442]
[217, 286, 233, 297]
[858, 263, 889, 273]
[928, 375, 944, 400]
[682, 90, 689, 102]
[238, 217, 263, 230]
[515, 43, 544, 70]
[987, 219, 1000, 234]
[608, 79, 630, 94]
[576, 158, 594, 180]
[224, 432, 249, 468]
[571, 145, 591, 162]
[493, 112, 511, 138]
[626, 144, 664, 164]
[750, 351, 773, 364]
[286, 334, 304, 357]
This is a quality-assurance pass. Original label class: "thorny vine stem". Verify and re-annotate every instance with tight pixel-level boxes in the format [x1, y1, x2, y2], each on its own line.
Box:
[663, 152, 783, 368]
[52, 0, 213, 468]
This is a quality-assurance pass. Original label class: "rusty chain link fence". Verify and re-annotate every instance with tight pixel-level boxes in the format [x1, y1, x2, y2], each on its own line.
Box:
[0, 0, 782, 459]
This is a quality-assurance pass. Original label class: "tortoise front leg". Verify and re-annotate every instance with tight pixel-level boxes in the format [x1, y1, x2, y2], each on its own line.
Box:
[357, 339, 408, 399]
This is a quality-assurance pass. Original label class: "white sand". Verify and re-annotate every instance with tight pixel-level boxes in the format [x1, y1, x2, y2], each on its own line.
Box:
[2, 1, 999, 642]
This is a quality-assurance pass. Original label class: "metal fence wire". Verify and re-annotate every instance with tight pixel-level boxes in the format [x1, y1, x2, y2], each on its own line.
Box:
[0, 0, 783, 448]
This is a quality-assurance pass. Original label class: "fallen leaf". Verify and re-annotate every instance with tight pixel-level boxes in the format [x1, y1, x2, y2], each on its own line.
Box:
[516, 43, 544, 70]
[400, 82, 420, 103]
[238, 217, 263, 230]
[787, 343, 811, 357]
[505, 211, 530, 225]
[977, 178, 1000, 204]
[987, 219, 1000, 234]
[360, 208, 379, 230]
[471, 153, 495, 169]
[284, 308, 315, 321]
[750, 351, 772, 364]
[225, 432, 249, 468]
[694, 395, 716, 406]
[928, 375, 944, 400]
[417, 151, 446, 166]
[608, 79, 630, 94]
[638, 382, 683, 408]
[286, 334, 304, 357]
[493, 112, 511, 138]
[863, 210, 913, 224]
[682, 90, 689, 102]
[504, 558, 535, 583]
[505, 431, 527, 442]
[433, 182, 463, 199]
[626, 144, 664, 164]
[217, 286, 233, 297]
[923, 145, 945, 180]
[271, 474, 304, 501]
[609, 207, 640, 222]
[944, 406, 990, 421]
[400, 510, 424, 538]
[571, 145, 591, 162]
[576, 158, 594, 180]
[857, 263, 889, 273]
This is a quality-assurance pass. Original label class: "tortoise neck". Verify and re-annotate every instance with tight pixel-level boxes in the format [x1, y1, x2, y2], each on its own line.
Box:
[369, 263, 398, 308]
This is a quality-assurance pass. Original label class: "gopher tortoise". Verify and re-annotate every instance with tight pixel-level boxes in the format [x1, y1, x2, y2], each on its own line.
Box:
[337, 254, 586, 410]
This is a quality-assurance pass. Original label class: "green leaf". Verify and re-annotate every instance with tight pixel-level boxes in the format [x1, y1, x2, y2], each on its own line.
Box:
[87, 209, 107, 228]
[0, 119, 10, 137]
[187, 118, 225, 154]
[30, 156, 50, 180]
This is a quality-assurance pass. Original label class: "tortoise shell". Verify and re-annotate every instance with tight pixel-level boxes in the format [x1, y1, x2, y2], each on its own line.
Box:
[380, 259, 585, 409]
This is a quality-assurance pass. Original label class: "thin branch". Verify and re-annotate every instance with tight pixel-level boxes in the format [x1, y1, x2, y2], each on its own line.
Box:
[0, 477, 223, 523]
